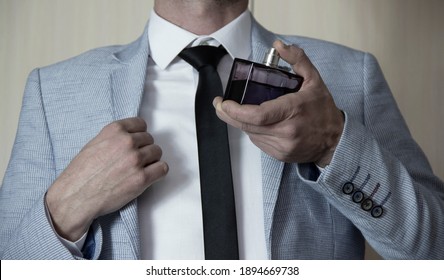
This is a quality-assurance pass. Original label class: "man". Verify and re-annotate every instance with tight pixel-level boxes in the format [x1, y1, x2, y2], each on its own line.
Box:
[1, 0, 443, 259]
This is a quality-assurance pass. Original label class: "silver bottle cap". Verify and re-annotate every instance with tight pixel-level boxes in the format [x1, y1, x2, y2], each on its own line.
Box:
[263, 47, 280, 67]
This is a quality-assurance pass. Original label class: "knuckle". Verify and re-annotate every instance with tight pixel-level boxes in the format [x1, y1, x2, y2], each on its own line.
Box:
[127, 150, 143, 166]
[120, 133, 136, 149]
[250, 112, 267, 126]
[144, 144, 162, 163]
[293, 47, 306, 60]
[131, 170, 148, 187]
[140, 167, 160, 186]
[105, 121, 125, 134]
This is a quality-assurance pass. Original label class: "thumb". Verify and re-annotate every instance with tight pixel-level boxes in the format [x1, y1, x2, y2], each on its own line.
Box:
[273, 40, 318, 83]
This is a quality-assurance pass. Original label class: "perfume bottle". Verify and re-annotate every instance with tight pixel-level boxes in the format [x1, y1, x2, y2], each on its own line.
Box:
[224, 48, 303, 105]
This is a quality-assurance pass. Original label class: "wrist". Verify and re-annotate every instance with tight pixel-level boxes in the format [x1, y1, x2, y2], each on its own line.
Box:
[315, 109, 344, 167]
[45, 184, 94, 242]
[45, 197, 88, 257]
[315, 148, 335, 168]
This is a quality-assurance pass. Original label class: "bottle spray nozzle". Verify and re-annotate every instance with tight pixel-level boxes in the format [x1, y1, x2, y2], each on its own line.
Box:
[263, 48, 280, 67]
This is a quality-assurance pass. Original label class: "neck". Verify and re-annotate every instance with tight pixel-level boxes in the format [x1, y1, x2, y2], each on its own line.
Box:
[154, 0, 249, 35]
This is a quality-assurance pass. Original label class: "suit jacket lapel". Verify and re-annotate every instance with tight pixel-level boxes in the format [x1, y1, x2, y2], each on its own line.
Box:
[260, 153, 284, 258]
[250, 16, 286, 259]
[111, 26, 150, 120]
[110, 24, 151, 259]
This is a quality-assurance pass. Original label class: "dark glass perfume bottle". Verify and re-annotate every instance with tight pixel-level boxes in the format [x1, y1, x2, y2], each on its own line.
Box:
[224, 48, 303, 105]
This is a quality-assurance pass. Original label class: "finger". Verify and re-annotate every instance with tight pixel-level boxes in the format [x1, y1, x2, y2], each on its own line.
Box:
[214, 98, 268, 133]
[138, 144, 163, 167]
[124, 160, 169, 201]
[214, 97, 244, 128]
[89, 118, 149, 148]
[247, 133, 288, 162]
[216, 105, 286, 141]
[131, 132, 155, 148]
[273, 40, 319, 83]
[114, 117, 148, 133]
[215, 95, 294, 127]
[142, 161, 169, 187]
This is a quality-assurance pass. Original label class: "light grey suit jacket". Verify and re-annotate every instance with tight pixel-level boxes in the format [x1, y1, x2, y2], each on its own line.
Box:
[1, 15, 443, 260]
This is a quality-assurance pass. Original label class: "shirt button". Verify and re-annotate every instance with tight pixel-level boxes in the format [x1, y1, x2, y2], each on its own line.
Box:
[361, 198, 373, 211]
[342, 182, 354, 194]
[371, 206, 383, 218]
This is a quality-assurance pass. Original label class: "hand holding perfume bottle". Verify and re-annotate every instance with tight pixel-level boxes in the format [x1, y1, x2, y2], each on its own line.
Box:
[224, 47, 303, 105]
[215, 41, 344, 167]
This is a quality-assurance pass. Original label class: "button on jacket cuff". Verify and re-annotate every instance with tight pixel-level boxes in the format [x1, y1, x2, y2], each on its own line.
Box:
[297, 111, 388, 215]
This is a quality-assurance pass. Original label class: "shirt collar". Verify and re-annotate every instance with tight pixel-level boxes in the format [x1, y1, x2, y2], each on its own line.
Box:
[148, 9, 252, 70]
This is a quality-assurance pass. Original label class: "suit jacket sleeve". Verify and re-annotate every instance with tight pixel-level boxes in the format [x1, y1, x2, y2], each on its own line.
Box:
[298, 53, 444, 259]
[0, 69, 101, 259]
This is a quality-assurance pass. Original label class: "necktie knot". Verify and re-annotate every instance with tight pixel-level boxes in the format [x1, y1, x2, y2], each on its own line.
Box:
[179, 45, 227, 71]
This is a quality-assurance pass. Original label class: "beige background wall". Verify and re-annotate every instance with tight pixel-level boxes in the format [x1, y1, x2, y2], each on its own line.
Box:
[1, 0, 443, 259]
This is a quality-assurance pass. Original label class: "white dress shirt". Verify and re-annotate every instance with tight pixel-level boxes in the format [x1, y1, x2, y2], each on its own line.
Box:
[137, 9, 267, 259]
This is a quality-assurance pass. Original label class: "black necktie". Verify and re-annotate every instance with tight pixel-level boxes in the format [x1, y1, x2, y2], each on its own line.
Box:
[179, 45, 239, 260]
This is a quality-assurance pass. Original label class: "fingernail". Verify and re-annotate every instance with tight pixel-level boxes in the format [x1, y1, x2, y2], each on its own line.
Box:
[163, 162, 169, 173]
[220, 101, 228, 112]
[280, 40, 290, 49]
[212, 98, 222, 111]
